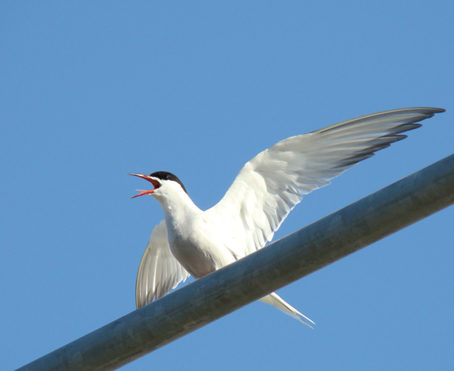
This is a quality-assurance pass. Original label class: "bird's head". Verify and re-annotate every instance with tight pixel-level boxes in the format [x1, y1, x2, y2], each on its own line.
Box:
[128, 171, 188, 200]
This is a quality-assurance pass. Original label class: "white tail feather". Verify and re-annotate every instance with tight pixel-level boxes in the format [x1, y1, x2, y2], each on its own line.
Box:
[259, 292, 315, 329]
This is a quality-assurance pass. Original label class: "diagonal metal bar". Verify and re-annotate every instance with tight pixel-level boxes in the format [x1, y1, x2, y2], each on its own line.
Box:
[17, 153, 454, 371]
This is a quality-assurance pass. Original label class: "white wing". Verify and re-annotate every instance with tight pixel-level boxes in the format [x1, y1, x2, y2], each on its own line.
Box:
[135, 219, 190, 308]
[211, 107, 444, 256]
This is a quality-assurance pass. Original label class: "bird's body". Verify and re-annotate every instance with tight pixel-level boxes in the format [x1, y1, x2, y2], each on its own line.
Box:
[161, 192, 235, 278]
[130, 107, 445, 327]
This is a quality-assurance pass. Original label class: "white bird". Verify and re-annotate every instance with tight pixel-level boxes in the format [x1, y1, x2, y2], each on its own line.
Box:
[129, 107, 444, 328]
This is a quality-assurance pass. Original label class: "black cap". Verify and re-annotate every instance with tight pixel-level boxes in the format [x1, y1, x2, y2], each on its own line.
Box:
[150, 171, 188, 194]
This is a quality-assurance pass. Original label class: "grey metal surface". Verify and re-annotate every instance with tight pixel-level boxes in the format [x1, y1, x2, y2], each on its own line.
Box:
[17, 153, 454, 371]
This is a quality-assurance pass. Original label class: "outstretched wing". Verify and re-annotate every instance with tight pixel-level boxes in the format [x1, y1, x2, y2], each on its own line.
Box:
[210, 107, 445, 256]
[135, 219, 190, 308]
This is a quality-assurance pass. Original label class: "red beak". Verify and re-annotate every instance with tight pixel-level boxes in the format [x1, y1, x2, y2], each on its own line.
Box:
[128, 173, 161, 199]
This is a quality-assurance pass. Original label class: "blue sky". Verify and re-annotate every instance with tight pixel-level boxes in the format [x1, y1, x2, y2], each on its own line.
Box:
[1, 2, 453, 370]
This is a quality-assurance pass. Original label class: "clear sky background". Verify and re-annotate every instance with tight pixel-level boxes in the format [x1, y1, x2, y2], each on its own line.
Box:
[2, 2, 453, 370]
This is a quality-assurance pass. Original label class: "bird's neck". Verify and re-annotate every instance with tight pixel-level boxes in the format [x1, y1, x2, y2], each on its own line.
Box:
[156, 191, 202, 236]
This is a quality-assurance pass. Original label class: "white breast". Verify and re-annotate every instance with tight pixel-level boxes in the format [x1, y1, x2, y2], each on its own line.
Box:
[167, 214, 237, 278]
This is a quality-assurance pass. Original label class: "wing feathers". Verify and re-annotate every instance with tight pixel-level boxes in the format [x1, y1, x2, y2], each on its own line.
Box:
[135, 219, 190, 309]
[212, 107, 444, 255]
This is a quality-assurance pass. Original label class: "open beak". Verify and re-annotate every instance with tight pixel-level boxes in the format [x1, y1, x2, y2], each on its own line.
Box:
[128, 173, 161, 199]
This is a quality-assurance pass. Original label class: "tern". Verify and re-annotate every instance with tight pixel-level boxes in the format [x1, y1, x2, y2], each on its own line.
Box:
[130, 107, 444, 327]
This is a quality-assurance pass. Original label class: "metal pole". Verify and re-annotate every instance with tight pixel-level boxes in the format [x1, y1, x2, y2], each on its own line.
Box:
[17, 153, 454, 371]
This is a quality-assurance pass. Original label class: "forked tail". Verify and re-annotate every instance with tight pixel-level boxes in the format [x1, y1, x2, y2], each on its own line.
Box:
[259, 292, 315, 328]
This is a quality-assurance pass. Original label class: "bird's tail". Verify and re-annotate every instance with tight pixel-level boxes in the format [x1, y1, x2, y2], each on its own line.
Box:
[259, 292, 315, 329]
